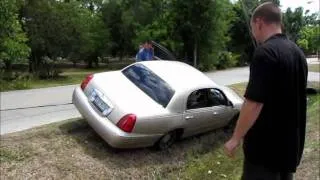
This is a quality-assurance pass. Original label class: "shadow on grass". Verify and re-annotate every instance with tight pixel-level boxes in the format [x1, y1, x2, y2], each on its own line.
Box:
[58, 118, 233, 171]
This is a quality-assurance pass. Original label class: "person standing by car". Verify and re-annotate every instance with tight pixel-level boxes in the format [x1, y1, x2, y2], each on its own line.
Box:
[135, 44, 143, 61]
[224, 2, 308, 180]
[136, 41, 154, 61]
[145, 41, 154, 60]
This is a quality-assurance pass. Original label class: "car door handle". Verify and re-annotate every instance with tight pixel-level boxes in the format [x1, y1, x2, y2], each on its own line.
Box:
[185, 115, 194, 120]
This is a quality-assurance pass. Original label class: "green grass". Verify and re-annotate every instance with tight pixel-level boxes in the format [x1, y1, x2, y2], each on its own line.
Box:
[0, 83, 319, 179]
[308, 64, 320, 72]
[229, 82, 247, 96]
[168, 146, 244, 180]
[29, 74, 90, 88]
[0, 146, 35, 163]
[0, 73, 88, 91]
[305, 94, 319, 150]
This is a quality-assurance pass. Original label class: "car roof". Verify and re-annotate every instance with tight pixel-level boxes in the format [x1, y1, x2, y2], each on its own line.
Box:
[136, 60, 217, 93]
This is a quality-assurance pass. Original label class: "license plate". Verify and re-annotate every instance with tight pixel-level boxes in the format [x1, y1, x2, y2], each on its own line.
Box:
[90, 90, 111, 115]
[93, 96, 109, 111]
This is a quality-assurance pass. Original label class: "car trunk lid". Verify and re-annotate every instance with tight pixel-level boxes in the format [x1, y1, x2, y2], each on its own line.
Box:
[84, 71, 167, 124]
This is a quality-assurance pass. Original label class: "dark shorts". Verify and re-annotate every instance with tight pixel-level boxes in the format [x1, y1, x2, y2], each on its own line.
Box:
[241, 159, 294, 180]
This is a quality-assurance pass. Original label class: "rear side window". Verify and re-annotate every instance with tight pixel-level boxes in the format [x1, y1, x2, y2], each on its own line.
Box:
[122, 64, 175, 107]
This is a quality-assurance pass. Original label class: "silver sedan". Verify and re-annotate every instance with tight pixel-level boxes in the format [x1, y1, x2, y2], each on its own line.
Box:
[72, 60, 243, 149]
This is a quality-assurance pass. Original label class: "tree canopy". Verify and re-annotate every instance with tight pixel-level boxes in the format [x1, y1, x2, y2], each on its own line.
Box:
[0, 0, 30, 70]
[0, 0, 318, 75]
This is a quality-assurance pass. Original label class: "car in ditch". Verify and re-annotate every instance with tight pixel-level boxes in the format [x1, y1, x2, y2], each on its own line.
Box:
[72, 60, 243, 149]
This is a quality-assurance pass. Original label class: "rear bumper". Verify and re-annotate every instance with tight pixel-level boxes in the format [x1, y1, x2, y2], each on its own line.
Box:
[72, 87, 162, 148]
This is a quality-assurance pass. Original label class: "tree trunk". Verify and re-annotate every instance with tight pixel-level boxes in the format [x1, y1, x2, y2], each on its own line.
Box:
[94, 57, 99, 67]
[193, 41, 197, 67]
[30, 51, 39, 74]
[4, 61, 12, 72]
[184, 52, 188, 63]
[72, 61, 77, 68]
[87, 59, 93, 69]
[29, 51, 37, 73]
[119, 51, 123, 61]
[29, 57, 33, 73]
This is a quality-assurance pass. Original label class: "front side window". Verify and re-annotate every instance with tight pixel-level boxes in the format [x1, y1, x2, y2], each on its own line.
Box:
[186, 89, 209, 109]
[186, 88, 228, 110]
[122, 64, 175, 107]
[208, 89, 228, 106]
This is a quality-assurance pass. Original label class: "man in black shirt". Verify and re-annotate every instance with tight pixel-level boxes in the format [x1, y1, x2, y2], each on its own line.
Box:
[224, 2, 308, 180]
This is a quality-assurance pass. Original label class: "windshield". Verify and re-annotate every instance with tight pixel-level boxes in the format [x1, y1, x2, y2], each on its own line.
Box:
[122, 64, 175, 107]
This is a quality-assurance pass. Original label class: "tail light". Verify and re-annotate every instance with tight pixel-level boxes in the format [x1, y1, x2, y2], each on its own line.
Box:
[117, 114, 136, 133]
[81, 74, 94, 90]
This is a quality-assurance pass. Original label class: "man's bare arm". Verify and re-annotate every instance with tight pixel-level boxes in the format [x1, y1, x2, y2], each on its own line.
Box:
[224, 98, 264, 157]
[232, 98, 264, 141]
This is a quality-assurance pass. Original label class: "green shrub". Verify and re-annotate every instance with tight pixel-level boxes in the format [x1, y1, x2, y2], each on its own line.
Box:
[37, 56, 62, 79]
[0, 78, 31, 91]
[214, 51, 239, 70]
[0, 70, 31, 91]
[198, 52, 219, 72]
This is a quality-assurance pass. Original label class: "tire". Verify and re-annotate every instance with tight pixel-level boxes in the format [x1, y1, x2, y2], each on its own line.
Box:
[155, 131, 178, 150]
[307, 87, 318, 95]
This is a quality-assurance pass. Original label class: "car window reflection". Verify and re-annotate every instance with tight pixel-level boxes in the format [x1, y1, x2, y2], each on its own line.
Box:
[122, 64, 175, 107]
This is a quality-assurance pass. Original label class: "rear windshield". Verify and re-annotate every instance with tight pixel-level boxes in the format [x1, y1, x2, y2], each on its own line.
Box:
[122, 64, 175, 107]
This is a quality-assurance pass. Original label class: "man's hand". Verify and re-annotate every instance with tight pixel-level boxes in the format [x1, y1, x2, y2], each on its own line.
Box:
[224, 137, 241, 158]
[223, 99, 263, 158]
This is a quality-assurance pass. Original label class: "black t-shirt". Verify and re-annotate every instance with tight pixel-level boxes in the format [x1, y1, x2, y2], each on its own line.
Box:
[243, 33, 308, 172]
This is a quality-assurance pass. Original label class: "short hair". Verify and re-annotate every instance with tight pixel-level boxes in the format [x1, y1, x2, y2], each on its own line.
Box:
[251, 2, 282, 25]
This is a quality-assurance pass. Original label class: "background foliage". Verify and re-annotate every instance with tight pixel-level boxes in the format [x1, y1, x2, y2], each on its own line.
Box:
[0, 0, 318, 77]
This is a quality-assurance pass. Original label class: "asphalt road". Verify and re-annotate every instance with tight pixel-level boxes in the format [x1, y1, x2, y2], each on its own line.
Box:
[1, 66, 319, 135]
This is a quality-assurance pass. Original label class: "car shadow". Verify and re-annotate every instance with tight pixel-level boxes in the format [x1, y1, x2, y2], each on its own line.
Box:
[58, 119, 233, 170]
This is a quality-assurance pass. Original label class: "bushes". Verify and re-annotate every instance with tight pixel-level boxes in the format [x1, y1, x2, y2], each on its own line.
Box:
[0, 56, 63, 91]
[0, 70, 31, 91]
[0, 78, 30, 91]
[36, 57, 63, 79]
[214, 51, 239, 70]
[198, 51, 240, 72]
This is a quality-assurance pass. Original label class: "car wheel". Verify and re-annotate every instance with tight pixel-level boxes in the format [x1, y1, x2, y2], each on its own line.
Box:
[156, 131, 177, 150]
[307, 87, 318, 94]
